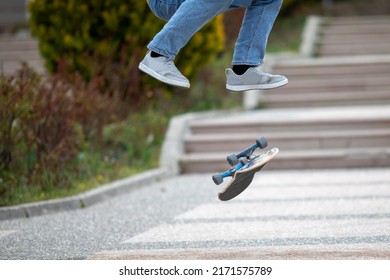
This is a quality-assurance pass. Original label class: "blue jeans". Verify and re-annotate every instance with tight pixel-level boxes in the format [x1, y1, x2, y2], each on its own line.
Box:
[146, 0, 283, 66]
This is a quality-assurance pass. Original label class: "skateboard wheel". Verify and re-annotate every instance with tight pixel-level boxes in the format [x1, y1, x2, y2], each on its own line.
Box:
[256, 137, 268, 149]
[212, 174, 223, 185]
[227, 154, 239, 166]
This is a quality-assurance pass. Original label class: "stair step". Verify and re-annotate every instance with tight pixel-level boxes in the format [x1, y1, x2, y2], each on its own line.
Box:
[189, 106, 390, 134]
[273, 55, 390, 69]
[319, 44, 390, 56]
[180, 147, 390, 173]
[270, 75, 390, 94]
[0, 36, 44, 75]
[273, 63, 390, 77]
[0, 50, 41, 61]
[321, 24, 390, 35]
[0, 60, 45, 75]
[261, 89, 390, 108]
[321, 34, 390, 45]
[185, 129, 390, 153]
[324, 16, 390, 25]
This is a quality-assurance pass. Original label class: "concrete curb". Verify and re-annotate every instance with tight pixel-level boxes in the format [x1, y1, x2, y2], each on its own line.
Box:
[0, 168, 170, 220]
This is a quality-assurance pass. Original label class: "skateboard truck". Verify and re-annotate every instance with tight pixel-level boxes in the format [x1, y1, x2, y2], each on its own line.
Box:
[226, 137, 268, 166]
[212, 137, 268, 185]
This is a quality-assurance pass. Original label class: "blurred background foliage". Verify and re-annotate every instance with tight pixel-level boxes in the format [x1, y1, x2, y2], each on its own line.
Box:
[28, 0, 224, 94]
[3, 0, 377, 206]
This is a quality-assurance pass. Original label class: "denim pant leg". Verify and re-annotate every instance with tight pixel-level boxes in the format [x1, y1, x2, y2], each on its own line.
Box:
[146, 0, 183, 21]
[147, 0, 235, 59]
[233, 0, 283, 66]
[146, 0, 282, 64]
[147, 0, 251, 21]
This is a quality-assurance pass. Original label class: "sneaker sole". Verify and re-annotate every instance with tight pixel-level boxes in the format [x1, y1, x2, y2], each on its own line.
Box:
[226, 77, 288, 92]
[139, 62, 190, 88]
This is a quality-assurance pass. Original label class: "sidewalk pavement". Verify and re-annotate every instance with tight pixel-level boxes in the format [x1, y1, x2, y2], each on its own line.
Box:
[89, 167, 390, 260]
[1, 167, 390, 260]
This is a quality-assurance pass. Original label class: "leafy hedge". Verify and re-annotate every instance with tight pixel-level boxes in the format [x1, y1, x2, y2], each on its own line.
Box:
[28, 0, 225, 84]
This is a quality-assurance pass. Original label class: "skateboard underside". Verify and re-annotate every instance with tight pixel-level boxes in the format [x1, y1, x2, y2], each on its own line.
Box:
[218, 147, 279, 201]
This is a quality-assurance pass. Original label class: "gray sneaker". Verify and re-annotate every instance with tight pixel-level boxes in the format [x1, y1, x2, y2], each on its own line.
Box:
[139, 51, 190, 88]
[226, 67, 288, 91]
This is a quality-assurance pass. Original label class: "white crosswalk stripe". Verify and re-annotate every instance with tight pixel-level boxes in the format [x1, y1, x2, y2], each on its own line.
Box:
[125, 219, 390, 243]
[89, 169, 390, 259]
[175, 198, 390, 220]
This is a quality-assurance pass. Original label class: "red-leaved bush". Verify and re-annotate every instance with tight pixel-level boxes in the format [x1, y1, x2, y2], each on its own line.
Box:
[0, 63, 119, 198]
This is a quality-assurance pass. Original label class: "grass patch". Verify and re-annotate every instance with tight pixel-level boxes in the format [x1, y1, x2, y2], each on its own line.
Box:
[268, 15, 307, 54]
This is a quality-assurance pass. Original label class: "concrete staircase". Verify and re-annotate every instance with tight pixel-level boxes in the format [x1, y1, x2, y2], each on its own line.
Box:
[261, 56, 390, 108]
[0, 35, 45, 76]
[318, 16, 390, 56]
[0, 0, 44, 76]
[180, 106, 390, 172]
[179, 16, 390, 173]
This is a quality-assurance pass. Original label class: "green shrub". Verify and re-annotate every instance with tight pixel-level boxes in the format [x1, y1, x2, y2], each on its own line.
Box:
[28, 0, 225, 89]
[0, 64, 122, 205]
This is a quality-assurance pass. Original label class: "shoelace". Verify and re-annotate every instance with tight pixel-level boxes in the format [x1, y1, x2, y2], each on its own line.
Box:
[255, 69, 273, 78]
[163, 57, 183, 76]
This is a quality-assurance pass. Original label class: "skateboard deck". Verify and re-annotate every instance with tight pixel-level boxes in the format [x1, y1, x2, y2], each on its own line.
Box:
[218, 147, 279, 201]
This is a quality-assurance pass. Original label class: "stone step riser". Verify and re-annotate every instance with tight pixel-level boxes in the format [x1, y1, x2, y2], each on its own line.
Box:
[319, 47, 390, 56]
[190, 120, 390, 135]
[261, 89, 390, 108]
[0, 50, 41, 61]
[321, 25, 390, 35]
[180, 149, 390, 173]
[0, 41, 39, 52]
[185, 131, 390, 153]
[272, 65, 390, 76]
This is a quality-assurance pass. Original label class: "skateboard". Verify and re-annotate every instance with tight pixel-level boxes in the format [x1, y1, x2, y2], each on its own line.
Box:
[212, 137, 279, 201]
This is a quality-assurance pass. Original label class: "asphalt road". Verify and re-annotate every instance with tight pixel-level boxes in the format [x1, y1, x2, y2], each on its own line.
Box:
[1, 168, 390, 260]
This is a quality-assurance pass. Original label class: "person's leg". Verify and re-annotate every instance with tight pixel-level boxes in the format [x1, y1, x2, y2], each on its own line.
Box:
[146, 0, 182, 21]
[147, 0, 234, 59]
[141, 0, 189, 88]
[233, 0, 283, 66]
[141, 0, 287, 90]
[140, 0, 234, 88]
[226, 0, 288, 91]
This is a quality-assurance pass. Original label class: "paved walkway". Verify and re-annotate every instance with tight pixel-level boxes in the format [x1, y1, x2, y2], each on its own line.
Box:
[1, 168, 389, 260]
